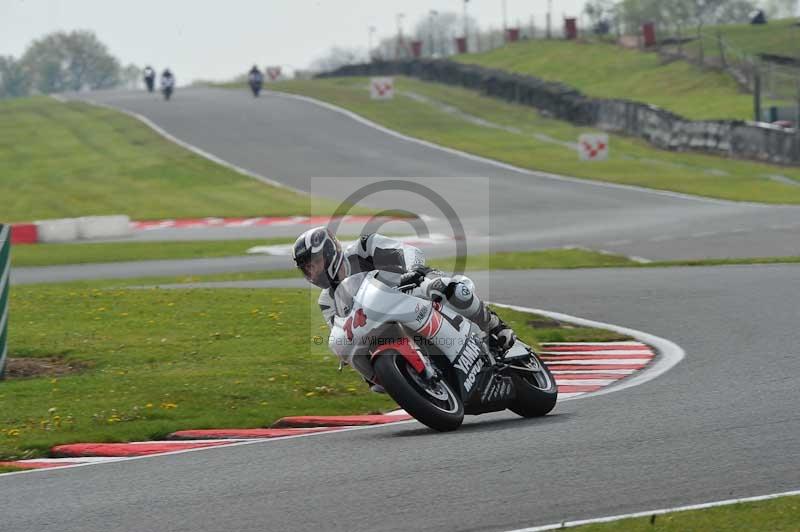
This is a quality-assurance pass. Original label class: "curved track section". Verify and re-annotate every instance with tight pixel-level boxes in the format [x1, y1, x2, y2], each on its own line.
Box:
[4, 89, 797, 531]
[71, 88, 800, 261]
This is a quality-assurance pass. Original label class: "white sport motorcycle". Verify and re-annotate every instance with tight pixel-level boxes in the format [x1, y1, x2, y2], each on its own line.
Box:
[330, 271, 557, 431]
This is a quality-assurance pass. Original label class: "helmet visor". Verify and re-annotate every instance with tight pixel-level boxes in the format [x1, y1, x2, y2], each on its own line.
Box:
[298, 255, 330, 288]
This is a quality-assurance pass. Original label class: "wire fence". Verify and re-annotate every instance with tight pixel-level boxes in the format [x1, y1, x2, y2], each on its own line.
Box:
[658, 29, 800, 121]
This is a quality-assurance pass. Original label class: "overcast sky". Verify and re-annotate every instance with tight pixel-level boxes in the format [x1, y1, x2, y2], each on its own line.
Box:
[1, 0, 586, 82]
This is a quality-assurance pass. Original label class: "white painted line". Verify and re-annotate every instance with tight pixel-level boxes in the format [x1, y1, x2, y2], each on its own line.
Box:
[554, 379, 617, 386]
[127, 439, 250, 445]
[542, 341, 645, 346]
[540, 349, 654, 355]
[556, 392, 585, 399]
[490, 303, 685, 401]
[504, 488, 800, 532]
[64, 96, 307, 195]
[16, 457, 125, 464]
[266, 90, 763, 207]
[544, 359, 653, 365]
[690, 231, 718, 238]
[551, 369, 636, 375]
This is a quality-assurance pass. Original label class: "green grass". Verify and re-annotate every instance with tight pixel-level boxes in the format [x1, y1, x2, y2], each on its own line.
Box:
[15, 243, 800, 289]
[455, 39, 753, 120]
[429, 248, 638, 272]
[490, 306, 630, 344]
[269, 77, 800, 204]
[0, 96, 353, 222]
[10, 238, 299, 267]
[11, 243, 636, 271]
[0, 285, 393, 460]
[0, 282, 615, 461]
[562, 495, 800, 532]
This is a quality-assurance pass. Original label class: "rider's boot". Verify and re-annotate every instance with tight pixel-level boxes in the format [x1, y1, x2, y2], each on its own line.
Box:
[476, 306, 517, 354]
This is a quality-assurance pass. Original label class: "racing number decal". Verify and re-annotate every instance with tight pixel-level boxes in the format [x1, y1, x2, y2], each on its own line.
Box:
[344, 308, 368, 341]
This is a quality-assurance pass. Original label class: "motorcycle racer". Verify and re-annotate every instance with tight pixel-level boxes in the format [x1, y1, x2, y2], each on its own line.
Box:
[291, 227, 517, 356]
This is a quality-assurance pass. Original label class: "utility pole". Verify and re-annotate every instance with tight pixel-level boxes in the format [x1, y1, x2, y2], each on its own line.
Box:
[463, 0, 469, 46]
[430, 10, 438, 57]
[547, 0, 553, 39]
[502, 0, 508, 40]
[396, 13, 405, 59]
[368, 26, 376, 60]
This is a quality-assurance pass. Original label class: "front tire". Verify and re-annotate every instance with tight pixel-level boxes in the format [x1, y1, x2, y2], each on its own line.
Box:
[508, 352, 558, 418]
[373, 352, 464, 432]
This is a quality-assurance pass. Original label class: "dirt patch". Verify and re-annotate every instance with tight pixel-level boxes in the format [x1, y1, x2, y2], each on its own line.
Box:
[4, 357, 88, 379]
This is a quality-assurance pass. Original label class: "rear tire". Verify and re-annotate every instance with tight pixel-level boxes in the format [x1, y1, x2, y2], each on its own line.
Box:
[374, 352, 463, 432]
[508, 353, 558, 418]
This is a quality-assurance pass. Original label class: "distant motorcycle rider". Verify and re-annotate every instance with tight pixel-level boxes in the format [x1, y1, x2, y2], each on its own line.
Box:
[248, 65, 264, 97]
[160, 68, 175, 100]
[143, 66, 156, 92]
[292, 228, 517, 359]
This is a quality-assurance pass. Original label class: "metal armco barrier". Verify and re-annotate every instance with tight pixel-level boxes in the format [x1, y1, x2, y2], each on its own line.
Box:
[0, 224, 9, 378]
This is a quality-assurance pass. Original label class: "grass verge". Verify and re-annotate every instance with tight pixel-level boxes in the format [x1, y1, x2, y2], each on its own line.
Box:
[455, 38, 755, 121]
[429, 248, 638, 271]
[0, 281, 621, 461]
[0, 96, 352, 222]
[561, 494, 800, 532]
[16, 247, 800, 289]
[10, 238, 297, 267]
[268, 77, 800, 204]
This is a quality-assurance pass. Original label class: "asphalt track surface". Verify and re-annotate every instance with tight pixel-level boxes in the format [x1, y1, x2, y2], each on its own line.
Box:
[15, 86, 800, 285]
[5, 265, 800, 531]
[4, 88, 799, 531]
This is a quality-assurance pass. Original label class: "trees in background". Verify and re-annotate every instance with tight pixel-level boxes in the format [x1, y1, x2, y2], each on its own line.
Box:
[764, 0, 799, 17]
[22, 30, 121, 93]
[311, 47, 367, 72]
[0, 56, 31, 98]
[589, 0, 797, 37]
[1, 30, 136, 99]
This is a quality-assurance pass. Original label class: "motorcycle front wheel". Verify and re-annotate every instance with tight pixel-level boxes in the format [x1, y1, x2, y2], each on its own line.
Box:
[373, 352, 463, 432]
[507, 351, 558, 418]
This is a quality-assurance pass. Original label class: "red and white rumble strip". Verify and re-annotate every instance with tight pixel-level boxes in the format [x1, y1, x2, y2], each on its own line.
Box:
[0, 342, 654, 472]
[131, 215, 393, 231]
[543, 341, 655, 399]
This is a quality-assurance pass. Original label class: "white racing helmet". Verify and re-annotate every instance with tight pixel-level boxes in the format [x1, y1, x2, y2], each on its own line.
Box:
[291, 226, 344, 289]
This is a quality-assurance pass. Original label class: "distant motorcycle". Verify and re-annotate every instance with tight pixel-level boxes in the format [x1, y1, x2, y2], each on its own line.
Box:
[143, 67, 156, 93]
[329, 271, 558, 432]
[161, 73, 175, 101]
[248, 69, 264, 97]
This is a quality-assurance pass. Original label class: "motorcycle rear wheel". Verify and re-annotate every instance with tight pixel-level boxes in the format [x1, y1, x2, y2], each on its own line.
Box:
[374, 352, 464, 432]
[508, 352, 558, 418]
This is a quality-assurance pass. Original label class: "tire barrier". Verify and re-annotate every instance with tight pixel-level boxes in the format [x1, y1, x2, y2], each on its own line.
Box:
[11, 215, 132, 245]
[34, 218, 79, 243]
[0, 224, 10, 379]
[10, 224, 38, 245]
[76, 215, 133, 240]
[318, 59, 800, 166]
